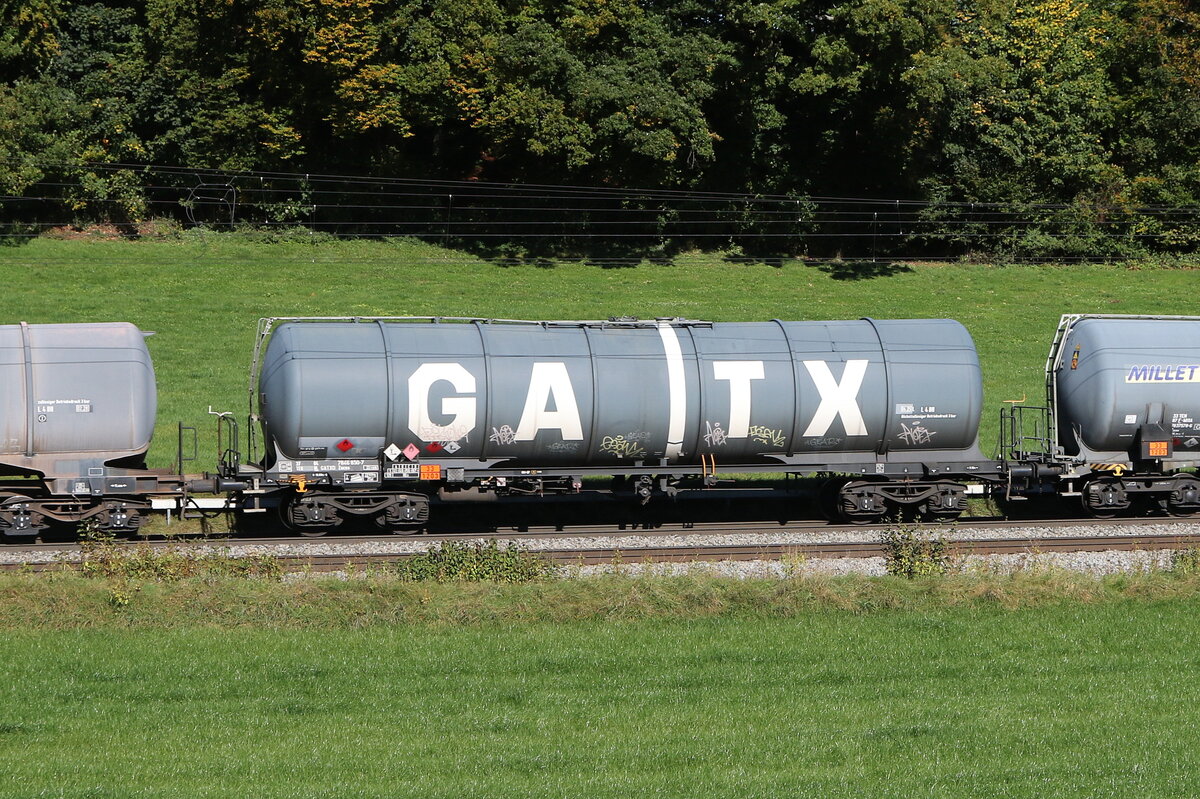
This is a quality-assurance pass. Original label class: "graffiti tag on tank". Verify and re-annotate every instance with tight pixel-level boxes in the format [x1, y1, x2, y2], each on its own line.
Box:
[898, 423, 936, 446]
[748, 426, 786, 448]
[895, 402, 956, 448]
[489, 425, 517, 445]
[416, 425, 471, 444]
[600, 433, 648, 459]
[703, 421, 728, 447]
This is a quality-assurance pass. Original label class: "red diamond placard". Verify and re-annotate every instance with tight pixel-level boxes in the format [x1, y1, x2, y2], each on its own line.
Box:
[402, 443, 420, 461]
[336, 438, 354, 453]
[426, 441, 444, 453]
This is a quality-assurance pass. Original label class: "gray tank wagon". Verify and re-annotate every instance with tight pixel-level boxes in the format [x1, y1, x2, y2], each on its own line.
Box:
[238, 316, 1003, 529]
[1054, 316, 1200, 462]
[1001, 314, 1200, 517]
[0, 322, 187, 541]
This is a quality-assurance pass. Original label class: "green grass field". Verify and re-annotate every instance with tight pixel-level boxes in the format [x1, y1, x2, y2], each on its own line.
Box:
[3, 581, 1200, 798]
[2, 234, 1196, 468]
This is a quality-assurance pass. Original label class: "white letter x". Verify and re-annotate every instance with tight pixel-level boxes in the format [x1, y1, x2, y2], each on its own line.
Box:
[802, 360, 869, 436]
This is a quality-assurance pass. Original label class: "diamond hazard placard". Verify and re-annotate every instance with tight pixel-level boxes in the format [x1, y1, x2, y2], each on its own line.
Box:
[402, 443, 420, 461]
[384, 443, 402, 461]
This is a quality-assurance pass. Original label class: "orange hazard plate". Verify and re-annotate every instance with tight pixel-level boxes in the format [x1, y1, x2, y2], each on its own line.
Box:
[419, 464, 442, 480]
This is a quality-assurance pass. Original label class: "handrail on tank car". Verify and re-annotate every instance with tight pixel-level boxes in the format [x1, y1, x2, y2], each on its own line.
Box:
[207, 407, 240, 477]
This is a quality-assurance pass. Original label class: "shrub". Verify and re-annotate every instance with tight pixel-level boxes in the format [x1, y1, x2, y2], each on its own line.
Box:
[1171, 547, 1200, 575]
[880, 526, 949, 578]
[394, 540, 554, 583]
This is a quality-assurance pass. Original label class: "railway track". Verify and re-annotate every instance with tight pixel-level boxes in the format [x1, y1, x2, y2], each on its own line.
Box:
[6, 512, 1199, 552]
[268, 533, 1200, 573]
[3, 518, 1200, 573]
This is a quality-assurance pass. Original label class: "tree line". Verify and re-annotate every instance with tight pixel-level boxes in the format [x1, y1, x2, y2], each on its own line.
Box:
[2, 0, 1199, 258]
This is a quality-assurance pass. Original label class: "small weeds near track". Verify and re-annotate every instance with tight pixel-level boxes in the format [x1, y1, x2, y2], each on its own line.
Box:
[880, 526, 950, 577]
[73, 529, 283, 582]
[393, 539, 554, 583]
[1172, 546, 1200, 574]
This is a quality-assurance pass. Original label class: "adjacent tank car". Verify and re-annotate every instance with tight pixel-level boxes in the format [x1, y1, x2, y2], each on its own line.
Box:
[1001, 314, 1200, 517]
[0, 322, 186, 541]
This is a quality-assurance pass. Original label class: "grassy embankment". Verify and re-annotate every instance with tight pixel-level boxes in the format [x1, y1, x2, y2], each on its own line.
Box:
[3, 575, 1200, 797]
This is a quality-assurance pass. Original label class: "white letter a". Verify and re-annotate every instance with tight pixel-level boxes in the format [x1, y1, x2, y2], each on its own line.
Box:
[515, 362, 584, 441]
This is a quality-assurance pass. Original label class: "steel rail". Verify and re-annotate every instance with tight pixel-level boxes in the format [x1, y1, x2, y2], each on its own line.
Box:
[272, 534, 1200, 572]
[5, 532, 1200, 574]
[4, 514, 1200, 553]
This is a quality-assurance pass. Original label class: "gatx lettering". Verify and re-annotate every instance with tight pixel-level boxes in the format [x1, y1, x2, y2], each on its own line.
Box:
[408, 362, 583, 443]
[407, 363, 476, 441]
[712, 361, 764, 438]
[711, 359, 869, 439]
[408, 357, 872, 446]
[514, 362, 584, 441]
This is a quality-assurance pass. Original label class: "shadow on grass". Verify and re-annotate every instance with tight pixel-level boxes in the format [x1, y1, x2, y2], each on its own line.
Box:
[721, 254, 799, 269]
[812, 260, 913, 281]
[452, 238, 695, 269]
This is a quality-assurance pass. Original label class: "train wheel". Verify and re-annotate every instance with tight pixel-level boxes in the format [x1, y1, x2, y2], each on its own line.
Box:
[372, 495, 430, 534]
[1081, 478, 1130, 518]
[818, 478, 851, 522]
[93, 503, 148, 538]
[919, 490, 967, 523]
[0, 495, 46, 544]
[1158, 500, 1193, 518]
[1160, 478, 1200, 518]
[1084, 507, 1119, 519]
[836, 480, 889, 525]
[372, 515, 423, 534]
[280, 497, 342, 536]
[0, 530, 37, 545]
[1159, 498, 1200, 518]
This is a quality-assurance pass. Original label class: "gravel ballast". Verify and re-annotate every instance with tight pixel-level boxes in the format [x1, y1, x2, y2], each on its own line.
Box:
[5, 520, 1199, 578]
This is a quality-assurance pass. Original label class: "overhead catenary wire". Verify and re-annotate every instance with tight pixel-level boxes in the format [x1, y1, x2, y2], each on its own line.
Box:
[2, 160, 1198, 262]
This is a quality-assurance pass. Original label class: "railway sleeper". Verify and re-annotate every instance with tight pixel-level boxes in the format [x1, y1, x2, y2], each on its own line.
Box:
[837, 480, 968, 524]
